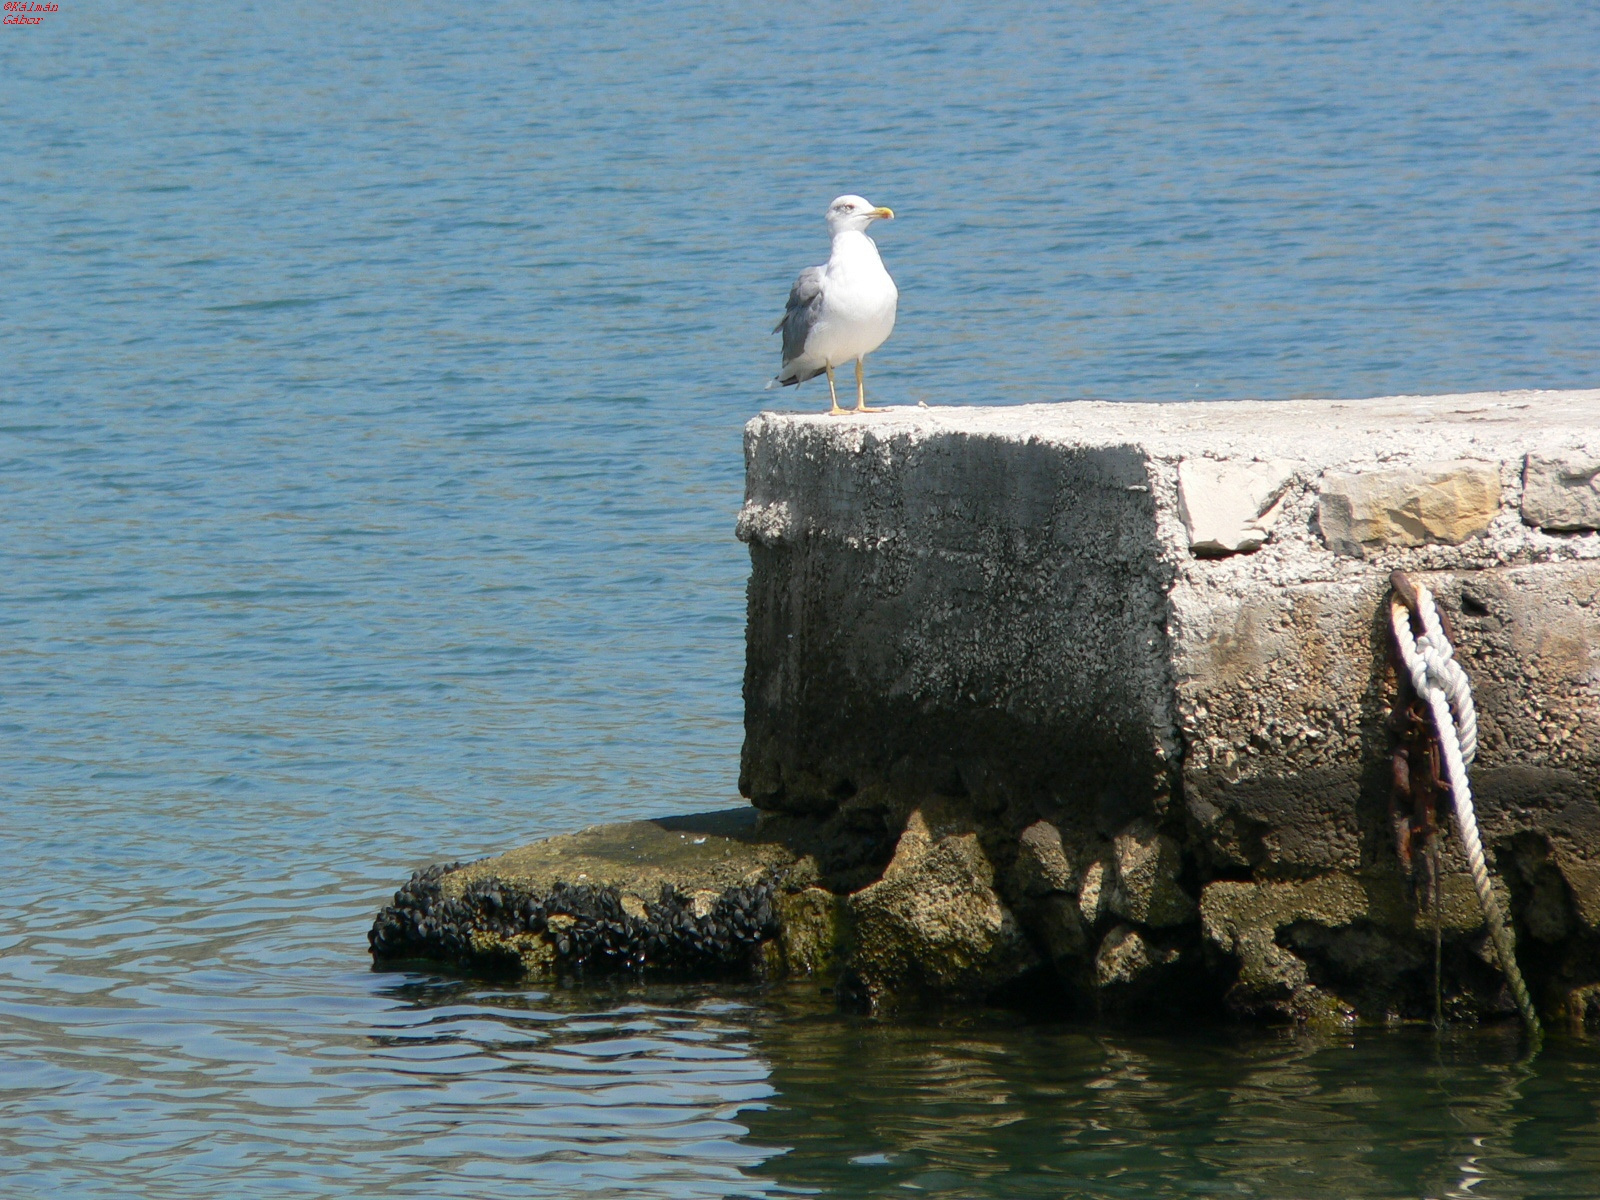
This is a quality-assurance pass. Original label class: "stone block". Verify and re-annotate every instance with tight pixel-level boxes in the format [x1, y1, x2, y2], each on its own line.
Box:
[1093, 924, 1179, 989]
[848, 802, 1038, 1008]
[1315, 460, 1500, 557]
[1177, 457, 1297, 556]
[1010, 819, 1077, 896]
[1522, 453, 1600, 532]
[1108, 819, 1195, 928]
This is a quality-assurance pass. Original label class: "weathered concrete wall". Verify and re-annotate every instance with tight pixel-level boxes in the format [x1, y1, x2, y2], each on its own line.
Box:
[738, 425, 1179, 828]
[736, 389, 1600, 1022]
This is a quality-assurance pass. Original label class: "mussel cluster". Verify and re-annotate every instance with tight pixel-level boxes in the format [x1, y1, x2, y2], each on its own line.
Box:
[368, 864, 779, 979]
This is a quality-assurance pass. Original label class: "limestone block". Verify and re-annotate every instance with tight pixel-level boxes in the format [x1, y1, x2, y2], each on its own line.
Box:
[1078, 858, 1111, 926]
[1522, 453, 1600, 532]
[848, 803, 1038, 1008]
[1177, 457, 1297, 556]
[1093, 924, 1178, 988]
[1108, 820, 1196, 928]
[1315, 460, 1500, 557]
[1011, 819, 1077, 896]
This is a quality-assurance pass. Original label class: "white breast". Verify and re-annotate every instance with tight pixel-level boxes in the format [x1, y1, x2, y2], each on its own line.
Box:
[806, 231, 898, 366]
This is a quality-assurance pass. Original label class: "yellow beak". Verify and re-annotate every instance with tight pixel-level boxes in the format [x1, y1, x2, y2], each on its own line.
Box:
[871, 206, 895, 220]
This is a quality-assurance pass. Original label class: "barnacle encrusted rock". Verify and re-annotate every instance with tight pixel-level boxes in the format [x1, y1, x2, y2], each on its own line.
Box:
[369, 809, 805, 978]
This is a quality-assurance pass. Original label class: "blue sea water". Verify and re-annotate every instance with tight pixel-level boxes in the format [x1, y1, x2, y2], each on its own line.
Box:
[3, 2, 1599, 1196]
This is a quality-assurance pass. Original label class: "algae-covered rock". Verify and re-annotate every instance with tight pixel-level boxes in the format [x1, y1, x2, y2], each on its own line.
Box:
[1198, 871, 1529, 1024]
[847, 802, 1038, 1009]
[775, 886, 848, 977]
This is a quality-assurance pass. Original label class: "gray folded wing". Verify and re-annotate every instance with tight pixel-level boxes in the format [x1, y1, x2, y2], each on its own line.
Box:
[774, 266, 825, 371]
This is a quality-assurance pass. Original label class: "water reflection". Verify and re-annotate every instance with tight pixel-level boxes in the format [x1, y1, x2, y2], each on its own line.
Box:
[6, 936, 1600, 1197]
[360, 978, 1600, 1198]
[363, 980, 782, 1196]
[731, 987, 1600, 1199]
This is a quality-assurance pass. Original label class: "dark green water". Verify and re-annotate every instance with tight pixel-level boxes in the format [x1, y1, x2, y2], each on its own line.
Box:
[378, 979, 1600, 1199]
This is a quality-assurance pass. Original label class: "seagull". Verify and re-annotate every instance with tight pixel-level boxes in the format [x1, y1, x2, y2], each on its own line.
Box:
[769, 195, 898, 414]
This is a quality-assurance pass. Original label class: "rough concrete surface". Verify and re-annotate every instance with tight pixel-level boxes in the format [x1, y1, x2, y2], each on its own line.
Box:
[372, 390, 1600, 1027]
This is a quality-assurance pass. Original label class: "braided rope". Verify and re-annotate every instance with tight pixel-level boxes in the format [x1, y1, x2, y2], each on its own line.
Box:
[1415, 587, 1478, 764]
[1390, 588, 1539, 1034]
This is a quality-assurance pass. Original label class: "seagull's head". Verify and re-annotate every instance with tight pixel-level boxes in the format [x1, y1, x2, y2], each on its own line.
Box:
[826, 194, 894, 235]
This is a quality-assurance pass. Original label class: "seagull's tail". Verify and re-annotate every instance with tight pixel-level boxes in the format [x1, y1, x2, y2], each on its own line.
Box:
[765, 364, 822, 390]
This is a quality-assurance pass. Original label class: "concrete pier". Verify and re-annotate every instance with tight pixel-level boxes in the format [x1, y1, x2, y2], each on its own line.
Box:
[374, 389, 1600, 1025]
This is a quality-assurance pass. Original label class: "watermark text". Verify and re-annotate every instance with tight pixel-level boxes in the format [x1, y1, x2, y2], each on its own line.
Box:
[5, 2, 59, 25]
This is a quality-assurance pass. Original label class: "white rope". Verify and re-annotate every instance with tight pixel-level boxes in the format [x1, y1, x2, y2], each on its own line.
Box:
[1389, 587, 1539, 1034]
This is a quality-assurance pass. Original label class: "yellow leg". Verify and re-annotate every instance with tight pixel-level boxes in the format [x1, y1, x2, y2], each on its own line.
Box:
[855, 358, 880, 412]
[826, 365, 845, 415]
